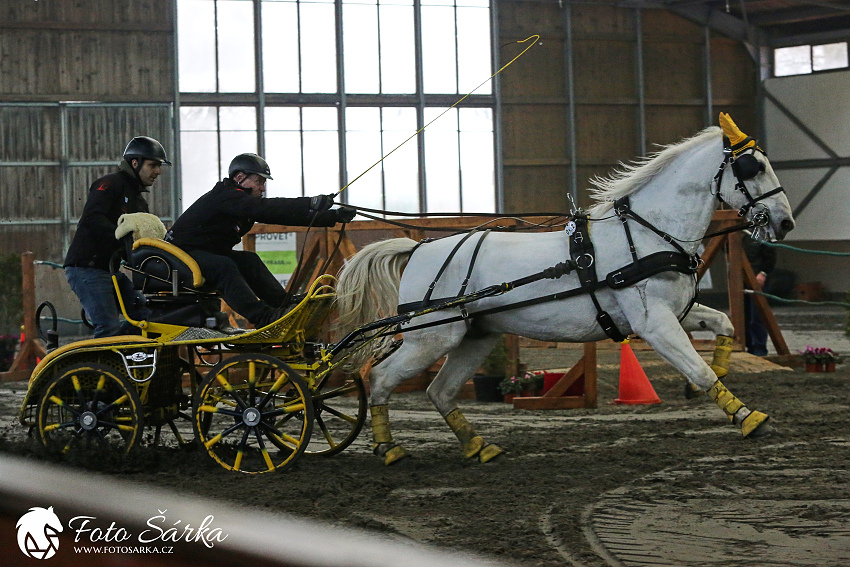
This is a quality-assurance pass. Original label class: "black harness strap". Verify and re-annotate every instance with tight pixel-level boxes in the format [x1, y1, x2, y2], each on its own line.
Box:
[421, 229, 481, 308]
[398, 230, 492, 314]
[570, 214, 627, 343]
[614, 196, 690, 257]
[458, 229, 491, 322]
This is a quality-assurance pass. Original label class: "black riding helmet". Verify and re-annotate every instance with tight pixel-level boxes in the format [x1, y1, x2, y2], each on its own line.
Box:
[123, 136, 171, 166]
[229, 153, 273, 181]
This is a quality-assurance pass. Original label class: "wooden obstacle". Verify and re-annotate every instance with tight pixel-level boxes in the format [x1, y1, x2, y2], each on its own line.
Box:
[512, 342, 597, 409]
[0, 252, 46, 382]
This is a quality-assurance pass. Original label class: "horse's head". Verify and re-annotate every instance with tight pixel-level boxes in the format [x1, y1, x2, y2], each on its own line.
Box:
[17, 506, 63, 535]
[716, 113, 795, 241]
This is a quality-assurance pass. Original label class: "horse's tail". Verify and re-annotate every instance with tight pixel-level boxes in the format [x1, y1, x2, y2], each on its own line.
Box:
[335, 237, 418, 369]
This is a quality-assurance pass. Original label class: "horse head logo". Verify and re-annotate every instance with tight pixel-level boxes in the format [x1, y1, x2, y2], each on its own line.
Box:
[16, 506, 63, 559]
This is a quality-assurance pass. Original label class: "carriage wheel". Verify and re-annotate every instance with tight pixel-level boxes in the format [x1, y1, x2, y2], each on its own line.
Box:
[37, 363, 144, 456]
[193, 354, 313, 474]
[305, 374, 367, 457]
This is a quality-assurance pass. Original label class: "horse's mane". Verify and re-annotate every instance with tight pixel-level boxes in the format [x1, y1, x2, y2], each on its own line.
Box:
[587, 126, 720, 215]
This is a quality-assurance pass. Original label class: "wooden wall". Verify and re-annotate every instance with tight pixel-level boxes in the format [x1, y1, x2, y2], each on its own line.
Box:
[0, 0, 175, 263]
[0, 0, 173, 102]
[499, 1, 756, 213]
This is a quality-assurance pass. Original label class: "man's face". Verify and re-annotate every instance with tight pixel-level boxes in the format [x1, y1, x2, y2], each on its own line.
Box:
[239, 173, 267, 197]
[135, 159, 163, 187]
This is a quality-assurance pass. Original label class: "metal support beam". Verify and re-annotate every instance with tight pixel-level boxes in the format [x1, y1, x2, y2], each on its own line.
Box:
[563, 3, 578, 207]
[636, 8, 646, 156]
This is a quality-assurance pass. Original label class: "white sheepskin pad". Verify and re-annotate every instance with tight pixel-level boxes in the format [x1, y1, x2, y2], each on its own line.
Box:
[115, 212, 167, 241]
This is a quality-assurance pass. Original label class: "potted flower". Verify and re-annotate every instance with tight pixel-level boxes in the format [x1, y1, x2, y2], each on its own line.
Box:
[799, 346, 842, 372]
[519, 371, 544, 396]
[499, 374, 523, 402]
[499, 370, 544, 400]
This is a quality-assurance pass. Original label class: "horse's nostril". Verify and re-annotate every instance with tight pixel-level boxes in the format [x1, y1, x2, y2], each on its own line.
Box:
[780, 219, 795, 233]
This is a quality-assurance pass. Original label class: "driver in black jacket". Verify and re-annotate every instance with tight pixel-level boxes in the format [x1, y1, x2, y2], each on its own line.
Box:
[166, 153, 355, 329]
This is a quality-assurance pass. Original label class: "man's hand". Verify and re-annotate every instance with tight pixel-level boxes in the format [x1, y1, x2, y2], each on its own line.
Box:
[310, 194, 335, 211]
[335, 207, 356, 223]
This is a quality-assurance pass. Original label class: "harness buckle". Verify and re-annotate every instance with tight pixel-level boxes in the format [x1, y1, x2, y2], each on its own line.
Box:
[575, 253, 594, 270]
[611, 271, 625, 286]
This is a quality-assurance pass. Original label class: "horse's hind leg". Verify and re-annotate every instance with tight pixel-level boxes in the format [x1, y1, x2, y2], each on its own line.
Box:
[426, 334, 504, 463]
[626, 295, 771, 438]
[681, 303, 735, 397]
[367, 331, 462, 465]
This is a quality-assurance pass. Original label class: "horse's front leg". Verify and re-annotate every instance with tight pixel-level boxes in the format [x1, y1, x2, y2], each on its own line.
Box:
[427, 333, 504, 463]
[680, 303, 736, 397]
[623, 290, 771, 438]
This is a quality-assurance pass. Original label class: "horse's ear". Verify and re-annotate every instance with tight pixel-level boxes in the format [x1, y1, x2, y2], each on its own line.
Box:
[718, 113, 754, 150]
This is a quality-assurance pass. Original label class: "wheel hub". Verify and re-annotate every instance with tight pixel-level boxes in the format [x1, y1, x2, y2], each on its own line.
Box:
[80, 411, 98, 431]
[242, 407, 262, 427]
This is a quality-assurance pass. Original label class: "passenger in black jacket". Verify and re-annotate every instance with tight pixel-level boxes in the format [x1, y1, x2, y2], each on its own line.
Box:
[64, 136, 170, 337]
[166, 153, 355, 329]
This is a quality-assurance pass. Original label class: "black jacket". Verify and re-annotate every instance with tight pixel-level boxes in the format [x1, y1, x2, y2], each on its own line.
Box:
[64, 162, 149, 270]
[166, 178, 338, 255]
[742, 234, 777, 275]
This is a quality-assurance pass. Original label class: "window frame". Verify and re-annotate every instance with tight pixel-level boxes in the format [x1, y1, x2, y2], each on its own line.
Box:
[175, 0, 500, 214]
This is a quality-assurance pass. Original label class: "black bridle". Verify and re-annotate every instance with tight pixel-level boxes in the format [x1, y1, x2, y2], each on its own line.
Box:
[713, 135, 786, 224]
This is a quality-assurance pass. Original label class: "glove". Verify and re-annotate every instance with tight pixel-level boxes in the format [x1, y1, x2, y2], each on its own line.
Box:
[335, 207, 356, 223]
[310, 194, 335, 211]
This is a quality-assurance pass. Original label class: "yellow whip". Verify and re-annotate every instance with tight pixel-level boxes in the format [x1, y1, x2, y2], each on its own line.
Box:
[333, 35, 540, 198]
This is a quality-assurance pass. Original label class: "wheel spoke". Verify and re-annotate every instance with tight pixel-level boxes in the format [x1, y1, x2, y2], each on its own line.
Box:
[262, 402, 307, 418]
[232, 427, 252, 472]
[315, 415, 339, 449]
[312, 382, 359, 402]
[48, 396, 81, 417]
[71, 374, 86, 410]
[42, 421, 76, 433]
[95, 394, 130, 417]
[252, 428, 276, 472]
[320, 405, 359, 424]
[215, 373, 247, 410]
[203, 421, 245, 449]
[259, 421, 299, 452]
[247, 362, 257, 406]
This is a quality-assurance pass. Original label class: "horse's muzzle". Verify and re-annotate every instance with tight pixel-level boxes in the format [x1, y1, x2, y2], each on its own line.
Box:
[776, 217, 795, 241]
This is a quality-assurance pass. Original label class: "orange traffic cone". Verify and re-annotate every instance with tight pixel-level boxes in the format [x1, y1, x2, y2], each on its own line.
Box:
[615, 339, 661, 405]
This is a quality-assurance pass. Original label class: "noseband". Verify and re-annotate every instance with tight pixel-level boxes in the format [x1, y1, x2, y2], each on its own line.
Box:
[712, 135, 785, 220]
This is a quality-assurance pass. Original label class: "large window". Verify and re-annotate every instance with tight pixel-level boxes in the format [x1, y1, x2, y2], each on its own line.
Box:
[774, 42, 849, 77]
[177, 0, 495, 213]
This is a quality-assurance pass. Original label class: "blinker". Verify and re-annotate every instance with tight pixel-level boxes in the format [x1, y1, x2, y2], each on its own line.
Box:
[731, 153, 764, 181]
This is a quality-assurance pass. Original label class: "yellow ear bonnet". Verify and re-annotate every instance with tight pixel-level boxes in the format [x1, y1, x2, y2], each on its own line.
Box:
[719, 112, 755, 152]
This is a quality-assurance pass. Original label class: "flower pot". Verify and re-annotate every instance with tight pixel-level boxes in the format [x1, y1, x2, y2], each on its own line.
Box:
[503, 394, 515, 403]
[806, 363, 820, 372]
[826, 362, 836, 372]
[473, 374, 504, 403]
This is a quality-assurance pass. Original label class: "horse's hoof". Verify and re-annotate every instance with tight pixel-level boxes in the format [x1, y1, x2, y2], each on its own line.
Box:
[383, 444, 410, 465]
[463, 436, 485, 459]
[741, 410, 771, 438]
[684, 382, 704, 399]
[478, 443, 504, 463]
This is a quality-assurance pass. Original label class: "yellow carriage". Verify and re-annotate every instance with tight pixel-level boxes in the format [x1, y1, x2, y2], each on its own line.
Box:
[18, 238, 368, 474]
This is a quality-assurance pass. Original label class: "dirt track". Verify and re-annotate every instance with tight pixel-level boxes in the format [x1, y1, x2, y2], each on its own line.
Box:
[1, 341, 848, 566]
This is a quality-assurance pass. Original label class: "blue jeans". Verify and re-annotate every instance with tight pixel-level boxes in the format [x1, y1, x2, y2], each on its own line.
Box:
[65, 267, 151, 338]
[744, 296, 768, 357]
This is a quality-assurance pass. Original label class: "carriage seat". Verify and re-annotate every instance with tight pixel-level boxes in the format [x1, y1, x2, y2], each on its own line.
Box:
[131, 238, 205, 294]
[129, 238, 228, 329]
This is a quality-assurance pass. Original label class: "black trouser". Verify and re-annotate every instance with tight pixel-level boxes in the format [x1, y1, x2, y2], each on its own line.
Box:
[187, 249, 286, 326]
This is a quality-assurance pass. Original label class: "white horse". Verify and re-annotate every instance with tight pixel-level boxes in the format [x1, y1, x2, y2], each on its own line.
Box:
[336, 114, 795, 465]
